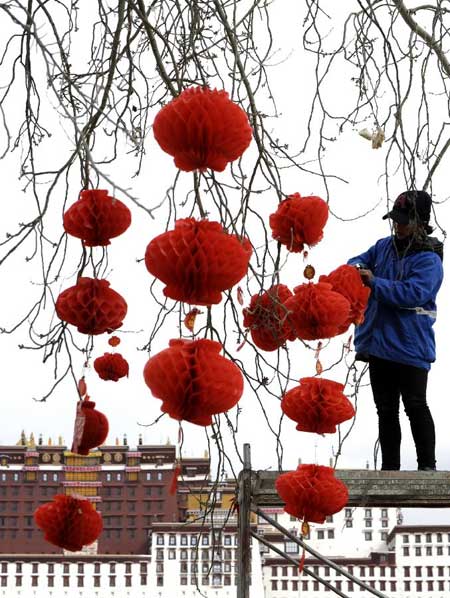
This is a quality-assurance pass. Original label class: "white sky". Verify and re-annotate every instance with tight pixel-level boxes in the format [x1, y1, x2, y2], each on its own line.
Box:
[1, 0, 450, 525]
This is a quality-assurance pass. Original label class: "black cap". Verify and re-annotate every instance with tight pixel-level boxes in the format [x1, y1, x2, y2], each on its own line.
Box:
[383, 190, 432, 225]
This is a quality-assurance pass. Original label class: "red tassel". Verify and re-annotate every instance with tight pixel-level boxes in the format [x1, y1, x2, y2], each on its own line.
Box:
[169, 465, 182, 495]
[298, 548, 306, 572]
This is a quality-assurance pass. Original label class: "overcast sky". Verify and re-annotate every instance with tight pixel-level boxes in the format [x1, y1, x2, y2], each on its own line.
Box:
[1, 1, 449, 525]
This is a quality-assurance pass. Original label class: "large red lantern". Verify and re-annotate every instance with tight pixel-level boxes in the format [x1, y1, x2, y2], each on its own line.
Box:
[243, 284, 295, 351]
[269, 193, 329, 252]
[153, 86, 252, 172]
[145, 218, 252, 305]
[319, 264, 370, 332]
[94, 352, 129, 381]
[143, 338, 244, 426]
[281, 377, 355, 434]
[34, 494, 103, 551]
[56, 277, 127, 335]
[284, 282, 350, 340]
[71, 396, 109, 455]
[63, 189, 131, 246]
[275, 464, 348, 523]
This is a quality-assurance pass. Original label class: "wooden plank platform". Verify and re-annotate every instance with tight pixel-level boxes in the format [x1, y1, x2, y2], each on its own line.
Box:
[251, 469, 450, 508]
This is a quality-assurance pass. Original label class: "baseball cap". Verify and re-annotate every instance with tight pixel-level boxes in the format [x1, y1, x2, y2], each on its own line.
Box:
[382, 190, 432, 225]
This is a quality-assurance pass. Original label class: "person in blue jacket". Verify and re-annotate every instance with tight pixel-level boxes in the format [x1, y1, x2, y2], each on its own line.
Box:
[348, 190, 444, 471]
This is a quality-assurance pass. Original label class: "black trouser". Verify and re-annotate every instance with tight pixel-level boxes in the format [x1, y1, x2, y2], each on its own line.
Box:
[368, 356, 436, 470]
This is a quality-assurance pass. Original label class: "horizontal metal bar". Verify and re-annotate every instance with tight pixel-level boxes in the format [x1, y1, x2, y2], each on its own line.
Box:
[252, 469, 450, 507]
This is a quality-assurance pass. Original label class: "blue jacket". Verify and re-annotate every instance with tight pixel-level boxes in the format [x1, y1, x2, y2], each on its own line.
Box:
[348, 236, 444, 370]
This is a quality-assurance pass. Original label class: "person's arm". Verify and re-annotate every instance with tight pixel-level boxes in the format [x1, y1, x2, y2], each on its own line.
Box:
[370, 253, 443, 307]
[347, 243, 378, 270]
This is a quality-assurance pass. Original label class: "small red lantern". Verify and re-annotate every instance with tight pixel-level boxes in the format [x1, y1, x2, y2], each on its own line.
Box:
[284, 282, 350, 340]
[281, 377, 355, 434]
[319, 264, 370, 332]
[63, 189, 131, 246]
[34, 494, 103, 551]
[145, 218, 252, 305]
[243, 284, 296, 351]
[94, 352, 129, 381]
[275, 464, 348, 523]
[269, 193, 329, 252]
[143, 338, 244, 426]
[56, 277, 127, 335]
[71, 396, 109, 455]
[153, 86, 252, 172]
[108, 335, 121, 347]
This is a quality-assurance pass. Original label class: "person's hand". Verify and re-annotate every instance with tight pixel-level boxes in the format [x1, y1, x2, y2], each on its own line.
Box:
[358, 268, 374, 287]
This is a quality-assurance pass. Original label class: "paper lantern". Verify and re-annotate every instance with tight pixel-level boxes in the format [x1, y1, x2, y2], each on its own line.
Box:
[319, 264, 370, 332]
[243, 284, 296, 351]
[108, 335, 121, 347]
[94, 352, 129, 381]
[275, 464, 348, 523]
[71, 396, 109, 455]
[284, 282, 350, 340]
[153, 86, 252, 172]
[34, 494, 103, 551]
[281, 377, 355, 434]
[143, 338, 243, 426]
[63, 189, 131, 246]
[56, 277, 127, 335]
[145, 218, 252, 305]
[269, 193, 329, 252]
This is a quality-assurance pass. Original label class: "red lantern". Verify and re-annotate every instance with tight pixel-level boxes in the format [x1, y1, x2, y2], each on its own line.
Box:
[34, 494, 103, 551]
[108, 335, 121, 347]
[143, 338, 243, 426]
[71, 396, 109, 455]
[319, 264, 370, 332]
[153, 86, 252, 172]
[94, 352, 129, 381]
[56, 277, 127, 335]
[269, 193, 329, 252]
[281, 377, 355, 434]
[145, 218, 252, 305]
[284, 282, 350, 340]
[243, 284, 296, 351]
[275, 464, 348, 523]
[63, 189, 131, 246]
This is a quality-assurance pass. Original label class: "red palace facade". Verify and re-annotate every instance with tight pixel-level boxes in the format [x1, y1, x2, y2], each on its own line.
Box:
[0, 432, 210, 555]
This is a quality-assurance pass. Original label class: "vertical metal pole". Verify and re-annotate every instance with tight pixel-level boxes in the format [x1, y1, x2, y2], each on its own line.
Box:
[237, 443, 252, 598]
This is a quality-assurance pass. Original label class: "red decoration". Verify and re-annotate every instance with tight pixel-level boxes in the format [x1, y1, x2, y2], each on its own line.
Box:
[183, 308, 202, 332]
[108, 335, 121, 347]
[269, 193, 329, 252]
[275, 464, 348, 524]
[281, 377, 355, 434]
[56, 277, 127, 335]
[319, 264, 371, 332]
[71, 396, 109, 455]
[243, 284, 296, 351]
[143, 338, 243, 426]
[169, 465, 182, 496]
[145, 218, 252, 305]
[63, 189, 131, 246]
[284, 282, 350, 340]
[94, 352, 129, 381]
[34, 494, 103, 551]
[153, 86, 252, 172]
[78, 377, 87, 397]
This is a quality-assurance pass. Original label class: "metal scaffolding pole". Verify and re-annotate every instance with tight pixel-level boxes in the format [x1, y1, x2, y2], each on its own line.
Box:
[237, 443, 252, 598]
